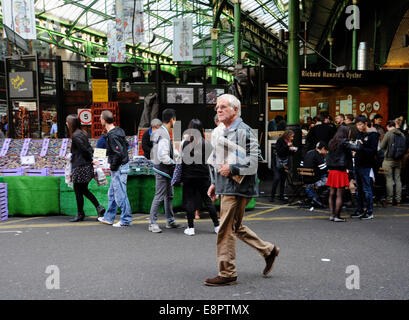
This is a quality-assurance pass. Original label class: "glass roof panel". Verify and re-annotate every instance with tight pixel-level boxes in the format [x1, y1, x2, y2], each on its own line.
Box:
[31, 0, 288, 63]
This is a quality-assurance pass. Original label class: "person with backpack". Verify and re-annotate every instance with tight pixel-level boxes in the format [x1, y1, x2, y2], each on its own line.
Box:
[97, 110, 133, 227]
[380, 120, 407, 205]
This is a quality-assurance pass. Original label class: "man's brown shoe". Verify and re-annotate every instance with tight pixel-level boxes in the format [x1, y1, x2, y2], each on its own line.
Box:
[204, 276, 237, 286]
[263, 246, 280, 276]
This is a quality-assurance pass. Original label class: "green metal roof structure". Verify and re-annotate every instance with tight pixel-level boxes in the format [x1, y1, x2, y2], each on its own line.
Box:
[0, 1, 295, 66]
[0, 1, 351, 69]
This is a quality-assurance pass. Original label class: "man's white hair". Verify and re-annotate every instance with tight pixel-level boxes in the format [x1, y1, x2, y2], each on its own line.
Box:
[150, 118, 162, 127]
[217, 94, 241, 116]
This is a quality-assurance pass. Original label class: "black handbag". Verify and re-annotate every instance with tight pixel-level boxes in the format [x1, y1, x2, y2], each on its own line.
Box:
[275, 155, 288, 169]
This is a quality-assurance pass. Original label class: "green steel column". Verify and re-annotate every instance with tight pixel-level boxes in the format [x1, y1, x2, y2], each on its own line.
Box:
[328, 37, 334, 69]
[117, 66, 124, 92]
[233, 0, 241, 65]
[117, 67, 124, 79]
[373, 9, 377, 70]
[287, 0, 300, 125]
[211, 28, 219, 85]
[175, 66, 180, 84]
[352, 0, 358, 70]
[86, 41, 92, 80]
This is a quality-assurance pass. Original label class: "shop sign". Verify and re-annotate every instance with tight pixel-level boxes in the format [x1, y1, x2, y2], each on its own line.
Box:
[9, 72, 35, 98]
[301, 70, 364, 80]
[18, 101, 37, 111]
[92, 79, 109, 102]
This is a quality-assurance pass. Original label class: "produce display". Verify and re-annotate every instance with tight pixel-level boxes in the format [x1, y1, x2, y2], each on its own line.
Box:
[0, 137, 151, 176]
[0, 183, 7, 221]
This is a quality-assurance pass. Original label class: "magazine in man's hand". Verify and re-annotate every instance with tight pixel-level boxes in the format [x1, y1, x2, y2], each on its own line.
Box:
[232, 175, 244, 184]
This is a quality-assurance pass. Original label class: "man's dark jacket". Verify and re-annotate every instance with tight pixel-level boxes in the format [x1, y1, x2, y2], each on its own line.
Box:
[106, 127, 129, 171]
[355, 130, 379, 168]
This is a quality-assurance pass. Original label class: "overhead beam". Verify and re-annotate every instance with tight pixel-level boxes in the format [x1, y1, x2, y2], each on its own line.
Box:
[67, 0, 99, 36]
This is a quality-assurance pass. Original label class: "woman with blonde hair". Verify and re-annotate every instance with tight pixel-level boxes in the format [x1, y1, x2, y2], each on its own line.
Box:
[270, 130, 296, 202]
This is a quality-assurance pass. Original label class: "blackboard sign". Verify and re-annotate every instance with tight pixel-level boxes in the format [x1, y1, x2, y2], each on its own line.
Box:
[9, 72, 35, 98]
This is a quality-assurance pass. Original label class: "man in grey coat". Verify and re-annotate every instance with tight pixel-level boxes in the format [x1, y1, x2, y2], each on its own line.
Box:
[148, 108, 181, 233]
[380, 120, 407, 205]
[204, 94, 279, 287]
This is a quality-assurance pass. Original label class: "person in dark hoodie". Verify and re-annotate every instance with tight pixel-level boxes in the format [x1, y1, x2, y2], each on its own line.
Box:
[305, 114, 335, 151]
[97, 110, 132, 227]
[300, 141, 328, 208]
[351, 115, 379, 220]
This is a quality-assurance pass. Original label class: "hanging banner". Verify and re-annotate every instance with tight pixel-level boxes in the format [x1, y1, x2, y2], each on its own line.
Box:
[173, 18, 193, 61]
[107, 21, 126, 63]
[123, 0, 144, 44]
[2, 0, 37, 40]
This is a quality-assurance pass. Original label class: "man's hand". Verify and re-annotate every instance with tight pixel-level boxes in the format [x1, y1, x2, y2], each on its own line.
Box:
[207, 184, 217, 201]
[218, 164, 231, 177]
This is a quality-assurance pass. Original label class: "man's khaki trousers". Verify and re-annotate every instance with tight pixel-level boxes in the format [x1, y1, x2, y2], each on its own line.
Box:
[217, 195, 275, 278]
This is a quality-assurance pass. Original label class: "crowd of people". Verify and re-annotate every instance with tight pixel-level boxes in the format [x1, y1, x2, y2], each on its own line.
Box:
[63, 94, 279, 286]
[270, 111, 409, 222]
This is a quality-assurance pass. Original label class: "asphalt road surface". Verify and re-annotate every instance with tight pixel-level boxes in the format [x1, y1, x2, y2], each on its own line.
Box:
[1, 196, 408, 300]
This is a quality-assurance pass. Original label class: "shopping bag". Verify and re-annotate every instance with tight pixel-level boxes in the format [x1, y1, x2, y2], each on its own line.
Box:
[95, 167, 108, 186]
[65, 158, 73, 188]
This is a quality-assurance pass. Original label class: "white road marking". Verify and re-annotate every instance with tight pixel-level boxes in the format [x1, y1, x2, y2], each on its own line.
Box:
[0, 230, 22, 235]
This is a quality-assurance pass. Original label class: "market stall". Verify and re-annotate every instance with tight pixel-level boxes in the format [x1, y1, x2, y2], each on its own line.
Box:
[0, 137, 255, 217]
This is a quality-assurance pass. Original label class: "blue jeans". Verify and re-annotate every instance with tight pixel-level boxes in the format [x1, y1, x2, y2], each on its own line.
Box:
[305, 176, 327, 201]
[104, 163, 132, 225]
[354, 166, 373, 213]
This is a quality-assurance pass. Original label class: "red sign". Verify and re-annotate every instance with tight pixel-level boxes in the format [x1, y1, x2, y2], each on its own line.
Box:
[78, 109, 92, 125]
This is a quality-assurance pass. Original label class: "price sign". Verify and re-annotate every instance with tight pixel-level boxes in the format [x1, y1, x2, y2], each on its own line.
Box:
[78, 109, 92, 125]
[94, 148, 107, 158]
[21, 156, 35, 165]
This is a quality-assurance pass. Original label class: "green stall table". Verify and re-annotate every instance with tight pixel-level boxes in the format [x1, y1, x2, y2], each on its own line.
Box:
[0, 176, 60, 216]
[59, 175, 183, 216]
[59, 174, 254, 216]
[0, 175, 254, 217]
